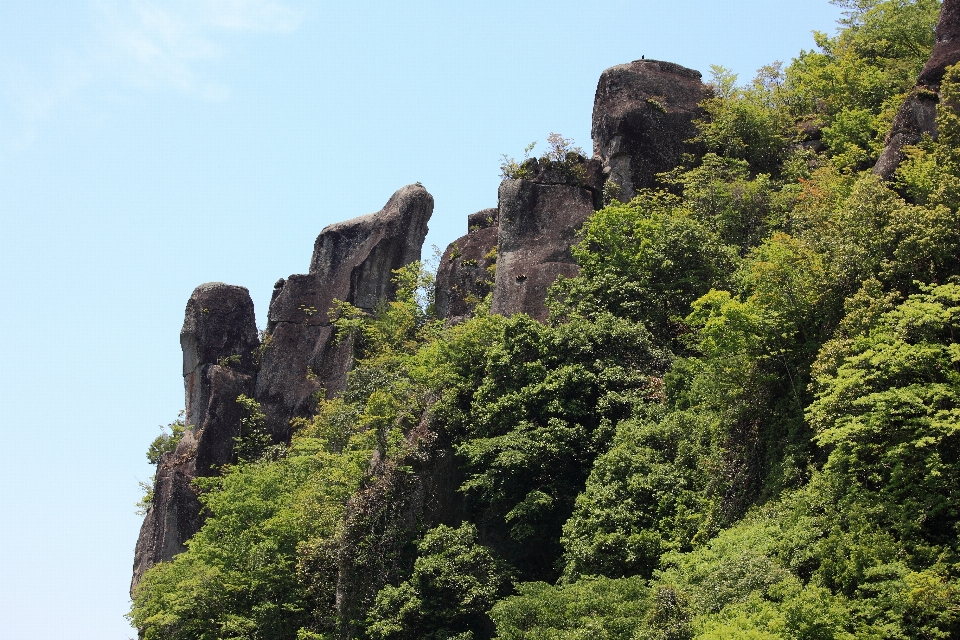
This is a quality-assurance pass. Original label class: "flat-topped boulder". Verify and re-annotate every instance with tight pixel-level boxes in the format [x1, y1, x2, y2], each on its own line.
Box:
[592, 59, 710, 199]
[491, 156, 603, 321]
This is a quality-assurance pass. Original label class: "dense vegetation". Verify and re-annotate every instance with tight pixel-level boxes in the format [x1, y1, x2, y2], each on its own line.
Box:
[130, 1, 960, 637]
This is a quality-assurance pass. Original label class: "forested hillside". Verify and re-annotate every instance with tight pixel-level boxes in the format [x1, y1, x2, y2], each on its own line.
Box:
[130, 1, 960, 637]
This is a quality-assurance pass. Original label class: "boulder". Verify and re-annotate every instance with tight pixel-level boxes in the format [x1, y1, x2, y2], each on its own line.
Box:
[255, 184, 433, 432]
[592, 59, 710, 199]
[132, 284, 259, 594]
[435, 208, 499, 322]
[491, 157, 603, 321]
[875, 0, 960, 179]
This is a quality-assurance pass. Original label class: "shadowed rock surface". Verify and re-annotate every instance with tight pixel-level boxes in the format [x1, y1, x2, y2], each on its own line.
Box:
[335, 416, 468, 639]
[918, 0, 960, 87]
[875, 0, 960, 179]
[132, 284, 259, 594]
[435, 208, 499, 322]
[491, 157, 603, 321]
[255, 184, 433, 432]
[592, 59, 710, 199]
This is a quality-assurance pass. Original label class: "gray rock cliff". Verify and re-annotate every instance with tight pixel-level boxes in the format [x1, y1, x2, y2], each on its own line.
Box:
[133, 186, 433, 595]
[132, 283, 259, 594]
[255, 184, 433, 433]
[435, 208, 499, 322]
[875, 0, 960, 179]
[490, 156, 604, 321]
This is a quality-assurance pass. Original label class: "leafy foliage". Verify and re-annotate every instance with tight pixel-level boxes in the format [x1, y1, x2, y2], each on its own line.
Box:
[129, 418, 377, 639]
[146, 412, 187, 465]
[366, 523, 511, 640]
[132, 4, 960, 639]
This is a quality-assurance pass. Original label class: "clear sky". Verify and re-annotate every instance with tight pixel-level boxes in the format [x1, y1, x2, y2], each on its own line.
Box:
[0, 1, 846, 637]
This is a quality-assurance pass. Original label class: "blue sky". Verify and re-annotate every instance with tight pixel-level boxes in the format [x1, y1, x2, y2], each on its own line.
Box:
[0, 1, 845, 637]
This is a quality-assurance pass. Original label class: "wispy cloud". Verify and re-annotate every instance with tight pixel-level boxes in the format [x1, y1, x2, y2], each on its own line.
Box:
[0, 0, 307, 156]
[207, 0, 306, 32]
[91, 0, 307, 94]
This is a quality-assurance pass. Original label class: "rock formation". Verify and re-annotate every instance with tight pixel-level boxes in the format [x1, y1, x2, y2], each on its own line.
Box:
[490, 156, 604, 321]
[131, 283, 259, 593]
[592, 59, 710, 199]
[434, 208, 498, 322]
[255, 184, 433, 434]
[433, 61, 710, 325]
[132, 186, 433, 594]
[917, 0, 960, 88]
[875, 0, 960, 179]
[133, 52, 713, 600]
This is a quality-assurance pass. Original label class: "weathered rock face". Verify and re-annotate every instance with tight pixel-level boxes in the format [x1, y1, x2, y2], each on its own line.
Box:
[875, 0, 960, 179]
[181, 283, 259, 424]
[592, 59, 710, 199]
[491, 157, 604, 321]
[918, 0, 960, 87]
[132, 283, 259, 594]
[873, 91, 940, 179]
[435, 208, 498, 322]
[255, 184, 433, 432]
[133, 187, 433, 595]
[335, 417, 467, 639]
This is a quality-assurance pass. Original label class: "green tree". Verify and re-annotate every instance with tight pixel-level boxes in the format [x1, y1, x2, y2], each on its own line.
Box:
[146, 412, 187, 465]
[550, 190, 737, 346]
[366, 523, 511, 640]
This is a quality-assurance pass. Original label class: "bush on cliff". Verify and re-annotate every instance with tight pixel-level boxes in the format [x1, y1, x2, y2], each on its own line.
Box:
[131, 2, 960, 639]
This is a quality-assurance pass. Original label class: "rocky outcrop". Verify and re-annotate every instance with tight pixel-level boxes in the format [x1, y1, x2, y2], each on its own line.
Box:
[133, 53, 716, 604]
[490, 156, 604, 321]
[255, 184, 433, 433]
[592, 59, 710, 199]
[132, 283, 259, 594]
[873, 91, 940, 179]
[435, 208, 498, 322]
[334, 416, 467, 639]
[918, 0, 960, 88]
[875, 0, 960, 179]
[133, 186, 433, 594]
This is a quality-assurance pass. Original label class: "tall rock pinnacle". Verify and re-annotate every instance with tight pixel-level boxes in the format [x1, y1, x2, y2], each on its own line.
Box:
[131, 283, 259, 594]
[132, 185, 433, 595]
[592, 59, 710, 199]
[490, 157, 604, 321]
[255, 184, 433, 433]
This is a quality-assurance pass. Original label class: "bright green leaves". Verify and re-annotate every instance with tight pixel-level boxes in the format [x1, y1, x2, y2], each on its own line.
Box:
[697, 65, 794, 176]
[131, 354, 387, 639]
[490, 576, 652, 640]
[663, 154, 785, 252]
[145, 412, 186, 465]
[366, 523, 511, 640]
[554, 189, 738, 345]
[898, 66, 960, 210]
[333, 261, 440, 361]
[456, 313, 668, 579]
[808, 283, 960, 549]
[234, 394, 273, 463]
[560, 413, 711, 581]
[783, 0, 939, 170]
